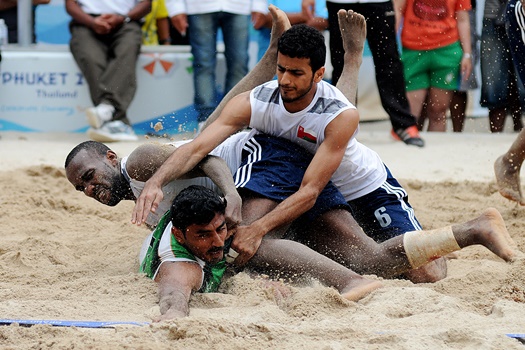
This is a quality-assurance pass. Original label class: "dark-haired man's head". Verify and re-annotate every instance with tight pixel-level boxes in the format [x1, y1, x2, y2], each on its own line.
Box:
[276, 24, 326, 104]
[278, 24, 326, 73]
[170, 185, 228, 264]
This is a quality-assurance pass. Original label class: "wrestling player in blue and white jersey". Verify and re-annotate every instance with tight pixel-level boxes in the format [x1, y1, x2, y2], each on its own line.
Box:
[133, 9, 520, 284]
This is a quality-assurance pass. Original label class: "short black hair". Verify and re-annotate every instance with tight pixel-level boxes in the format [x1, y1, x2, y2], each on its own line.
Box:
[65, 141, 111, 168]
[278, 24, 326, 73]
[170, 185, 227, 234]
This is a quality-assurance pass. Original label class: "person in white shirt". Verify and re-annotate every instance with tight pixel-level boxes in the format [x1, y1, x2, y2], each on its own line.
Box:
[66, 0, 151, 142]
[165, 0, 267, 129]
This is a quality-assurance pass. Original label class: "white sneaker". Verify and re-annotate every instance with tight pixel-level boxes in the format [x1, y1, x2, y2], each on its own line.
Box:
[86, 103, 115, 129]
[87, 121, 139, 142]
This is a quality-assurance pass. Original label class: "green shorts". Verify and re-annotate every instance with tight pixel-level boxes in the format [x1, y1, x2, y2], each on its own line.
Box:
[402, 41, 462, 91]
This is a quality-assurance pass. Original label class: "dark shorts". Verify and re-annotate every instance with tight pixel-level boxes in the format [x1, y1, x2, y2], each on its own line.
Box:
[234, 133, 349, 222]
[507, 0, 525, 84]
[348, 166, 422, 243]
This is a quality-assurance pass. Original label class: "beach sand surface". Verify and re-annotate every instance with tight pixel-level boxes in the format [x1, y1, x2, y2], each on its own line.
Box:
[1, 121, 525, 349]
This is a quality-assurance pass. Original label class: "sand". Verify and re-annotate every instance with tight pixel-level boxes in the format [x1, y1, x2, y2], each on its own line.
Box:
[1, 121, 525, 349]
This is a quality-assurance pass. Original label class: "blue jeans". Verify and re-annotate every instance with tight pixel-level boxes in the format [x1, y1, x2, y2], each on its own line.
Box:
[480, 17, 525, 109]
[188, 12, 250, 122]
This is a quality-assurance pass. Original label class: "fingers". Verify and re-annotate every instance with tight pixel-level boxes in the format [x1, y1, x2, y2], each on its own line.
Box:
[131, 192, 160, 226]
[228, 244, 255, 266]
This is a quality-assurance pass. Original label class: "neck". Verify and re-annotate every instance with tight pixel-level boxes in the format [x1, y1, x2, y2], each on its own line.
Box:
[117, 159, 136, 201]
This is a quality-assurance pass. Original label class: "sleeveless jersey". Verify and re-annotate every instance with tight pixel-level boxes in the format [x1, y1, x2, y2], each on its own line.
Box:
[139, 211, 227, 293]
[249, 80, 387, 201]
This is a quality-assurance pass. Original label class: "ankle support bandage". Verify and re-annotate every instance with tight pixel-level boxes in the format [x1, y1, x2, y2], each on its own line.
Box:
[403, 226, 460, 268]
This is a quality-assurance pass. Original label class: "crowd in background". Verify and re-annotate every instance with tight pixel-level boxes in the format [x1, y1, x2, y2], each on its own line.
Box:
[0, 0, 524, 142]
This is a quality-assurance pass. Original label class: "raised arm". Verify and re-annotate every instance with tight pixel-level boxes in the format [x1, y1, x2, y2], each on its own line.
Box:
[131, 92, 252, 226]
[232, 109, 360, 265]
[153, 261, 202, 321]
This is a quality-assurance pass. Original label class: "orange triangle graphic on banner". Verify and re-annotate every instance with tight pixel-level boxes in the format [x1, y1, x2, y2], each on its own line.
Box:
[143, 61, 156, 74]
[159, 60, 173, 72]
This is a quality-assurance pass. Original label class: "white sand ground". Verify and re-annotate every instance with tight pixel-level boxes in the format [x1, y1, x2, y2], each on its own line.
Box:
[1, 118, 525, 350]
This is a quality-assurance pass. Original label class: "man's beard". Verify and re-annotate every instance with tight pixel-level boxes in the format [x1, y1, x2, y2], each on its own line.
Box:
[280, 77, 315, 103]
[106, 172, 128, 206]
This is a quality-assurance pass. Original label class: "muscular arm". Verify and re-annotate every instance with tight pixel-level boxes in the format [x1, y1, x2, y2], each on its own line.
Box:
[127, 143, 242, 227]
[153, 261, 202, 321]
[131, 92, 252, 225]
[198, 156, 243, 228]
[232, 109, 360, 265]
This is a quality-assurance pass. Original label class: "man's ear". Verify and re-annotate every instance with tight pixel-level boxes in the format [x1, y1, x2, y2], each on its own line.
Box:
[314, 66, 325, 83]
[106, 150, 119, 166]
[171, 226, 185, 244]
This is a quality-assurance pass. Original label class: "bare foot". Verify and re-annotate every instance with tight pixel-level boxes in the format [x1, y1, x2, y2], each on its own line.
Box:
[267, 5, 292, 52]
[340, 278, 382, 302]
[335, 10, 366, 104]
[494, 155, 524, 205]
[338, 10, 366, 67]
[201, 5, 290, 129]
[458, 208, 521, 262]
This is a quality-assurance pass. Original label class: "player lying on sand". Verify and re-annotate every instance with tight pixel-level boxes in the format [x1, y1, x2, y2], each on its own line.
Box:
[65, 134, 521, 319]
[66, 6, 522, 320]
[140, 185, 382, 321]
[131, 7, 523, 283]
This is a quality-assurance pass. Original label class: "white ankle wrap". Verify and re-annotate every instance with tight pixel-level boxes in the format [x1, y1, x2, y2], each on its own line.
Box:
[403, 226, 460, 269]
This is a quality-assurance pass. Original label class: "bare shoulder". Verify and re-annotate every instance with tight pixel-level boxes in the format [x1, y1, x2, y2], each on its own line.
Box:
[127, 142, 176, 182]
[330, 108, 359, 130]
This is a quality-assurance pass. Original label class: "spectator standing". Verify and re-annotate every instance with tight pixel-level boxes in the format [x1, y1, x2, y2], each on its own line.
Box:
[142, 0, 171, 45]
[165, 0, 267, 129]
[396, 0, 473, 132]
[480, 0, 525, 133]
[254, 0, 328, 61]
[65, 0, 151, 142]
[0, 0, 50, 44]
[302, 0, 425, 147]
[448, 0, 479, 132]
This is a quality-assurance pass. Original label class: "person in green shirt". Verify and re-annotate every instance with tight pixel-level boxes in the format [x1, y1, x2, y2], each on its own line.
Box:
[140, 185, 382, 321]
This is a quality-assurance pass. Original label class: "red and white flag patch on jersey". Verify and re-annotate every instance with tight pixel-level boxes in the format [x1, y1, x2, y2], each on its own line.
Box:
[297, 126, 317, 143]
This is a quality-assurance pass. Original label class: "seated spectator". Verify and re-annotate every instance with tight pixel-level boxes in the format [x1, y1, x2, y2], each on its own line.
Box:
[65, 0, 151, 142]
